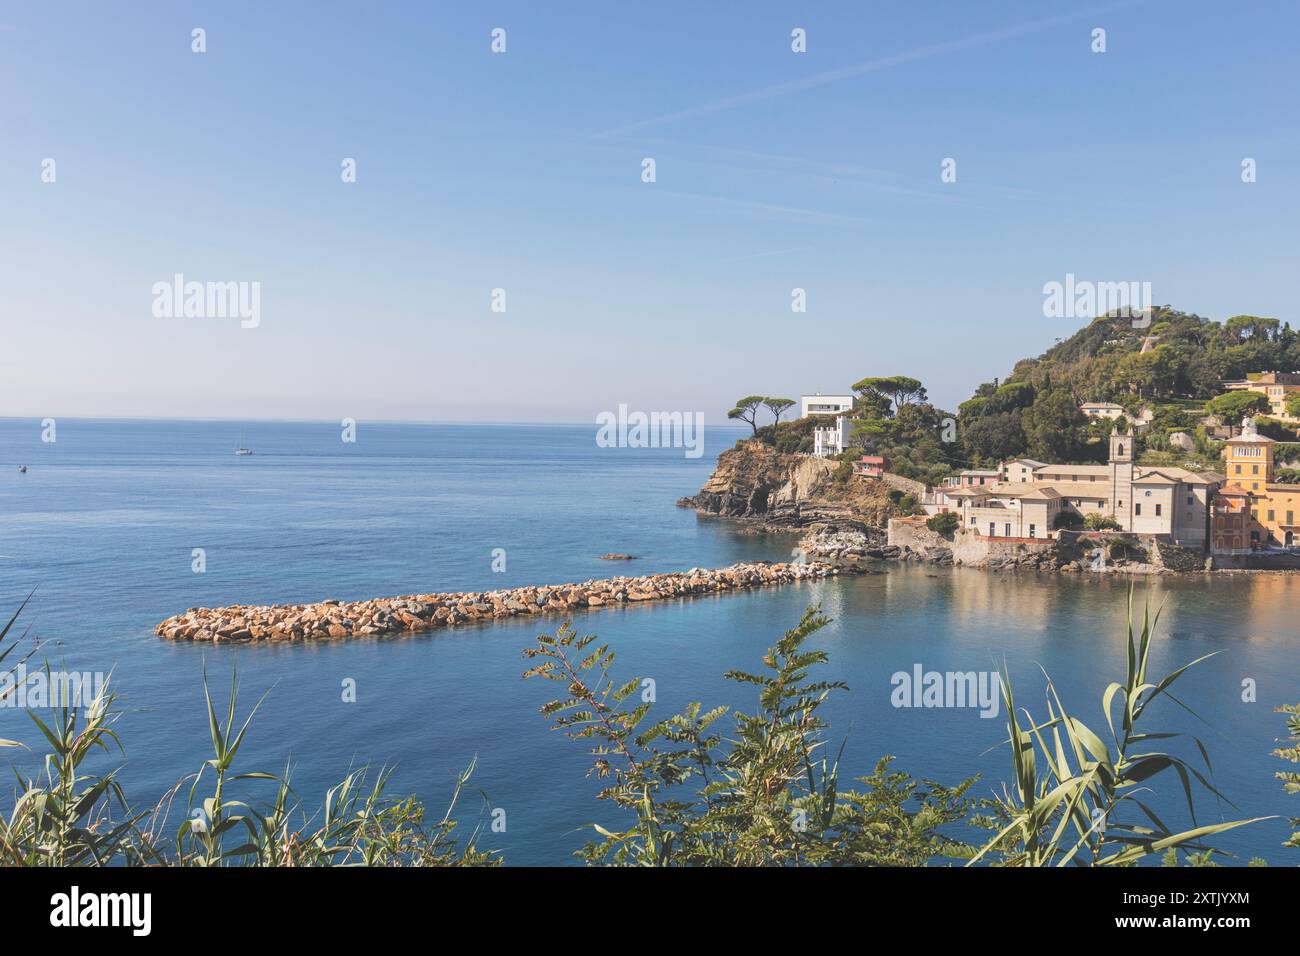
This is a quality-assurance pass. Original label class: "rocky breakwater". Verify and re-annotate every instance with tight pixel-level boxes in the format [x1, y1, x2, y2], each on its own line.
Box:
[155, 561, 855, 644]
[677, 440, 893, 531]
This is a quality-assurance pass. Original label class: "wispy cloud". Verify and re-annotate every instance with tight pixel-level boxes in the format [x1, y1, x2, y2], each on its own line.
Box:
[718, 247, 812, 264]
[594, 0, 1144, 139]
[655, 189, 868, 223]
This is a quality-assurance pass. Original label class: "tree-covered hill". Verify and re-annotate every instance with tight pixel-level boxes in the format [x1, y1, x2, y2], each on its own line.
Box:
[957, 307, 1300, 468]
[1003, 308, 1298, 401]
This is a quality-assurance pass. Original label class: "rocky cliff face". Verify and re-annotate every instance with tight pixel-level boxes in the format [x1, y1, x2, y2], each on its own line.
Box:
[677, 441, 895, 530]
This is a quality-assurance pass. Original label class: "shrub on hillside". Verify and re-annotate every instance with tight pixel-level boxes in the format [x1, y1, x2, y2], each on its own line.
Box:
[926, 511, 960, 535]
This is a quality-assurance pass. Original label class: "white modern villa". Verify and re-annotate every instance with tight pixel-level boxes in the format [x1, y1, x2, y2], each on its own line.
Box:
[801, 393, 854, 457]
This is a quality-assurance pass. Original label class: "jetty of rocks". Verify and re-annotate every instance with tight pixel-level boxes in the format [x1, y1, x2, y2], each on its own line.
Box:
[155, 561, 852, 644]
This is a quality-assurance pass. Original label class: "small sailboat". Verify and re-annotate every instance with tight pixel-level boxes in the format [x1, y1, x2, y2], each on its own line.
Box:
[18, 465, 27, 473]
[234, 431, 254, 456]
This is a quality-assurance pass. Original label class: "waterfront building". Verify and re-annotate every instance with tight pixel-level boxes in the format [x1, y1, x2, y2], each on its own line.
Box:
[946, 430, 1219, 547]
[1211, 485, 1253, 554]
[1213, 418, 1300, 548]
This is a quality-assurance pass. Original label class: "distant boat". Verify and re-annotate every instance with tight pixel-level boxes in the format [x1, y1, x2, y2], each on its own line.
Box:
[18, 465, 26, 473]
[234, 432, 254, 456]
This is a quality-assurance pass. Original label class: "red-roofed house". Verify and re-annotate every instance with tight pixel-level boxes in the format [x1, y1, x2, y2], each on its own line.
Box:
[852, 455, 888, 478]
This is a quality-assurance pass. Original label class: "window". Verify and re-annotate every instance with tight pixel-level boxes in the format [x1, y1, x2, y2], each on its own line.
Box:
[1135, 504, 1142, 516]
[1253, 465, 1259, 475]
[1268, 510, 1275, 522]
[1004, 523, 1011, 537]
[988, 522, 995, 537]
[1187, 496, 1194, 506]
[969, 516, 976, 525]
[1098, 501, 1104, 508]
[1029, 524, 1036, 538]
[1288, 511, 1294, 525]
[1155, 504, 1162, 517]
[1235, 465, 1242, 474]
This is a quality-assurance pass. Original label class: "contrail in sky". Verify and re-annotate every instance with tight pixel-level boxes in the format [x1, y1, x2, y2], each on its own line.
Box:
[593, 0, 1146, 139]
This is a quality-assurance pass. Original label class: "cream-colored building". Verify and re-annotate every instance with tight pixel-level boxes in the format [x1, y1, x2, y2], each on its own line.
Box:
[946, 432, 1220, 547]
[1001, 458, 1048, 483]
[1080, 401, 1126, 421]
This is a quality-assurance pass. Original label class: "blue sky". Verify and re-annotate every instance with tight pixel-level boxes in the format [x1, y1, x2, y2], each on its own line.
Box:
[1, 0, 1297, 422]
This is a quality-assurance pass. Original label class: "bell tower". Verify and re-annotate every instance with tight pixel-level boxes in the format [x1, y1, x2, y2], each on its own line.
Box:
[1109, 430, 1132, 464]
[1223, 417, 1276, 491]
[1109, 428, 1134, 527]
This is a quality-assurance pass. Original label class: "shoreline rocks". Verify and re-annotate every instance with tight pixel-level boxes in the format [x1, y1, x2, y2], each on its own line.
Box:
[676, 440, 896, 531]
[156, 561, 857, 644]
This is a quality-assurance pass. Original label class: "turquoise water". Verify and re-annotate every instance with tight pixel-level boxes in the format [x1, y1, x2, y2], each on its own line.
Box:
[0, 418, 1296, 865]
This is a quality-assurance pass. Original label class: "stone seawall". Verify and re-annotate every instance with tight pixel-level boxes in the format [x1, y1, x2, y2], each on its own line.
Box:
[155, 562, 854, 644]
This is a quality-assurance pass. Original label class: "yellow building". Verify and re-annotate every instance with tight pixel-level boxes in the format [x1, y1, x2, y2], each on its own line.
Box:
[1222, 372, 1300, 423]
[1220, 419, 1300, 548]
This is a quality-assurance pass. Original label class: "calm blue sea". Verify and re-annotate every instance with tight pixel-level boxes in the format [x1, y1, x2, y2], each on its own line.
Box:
[0, 418, 1296, 865]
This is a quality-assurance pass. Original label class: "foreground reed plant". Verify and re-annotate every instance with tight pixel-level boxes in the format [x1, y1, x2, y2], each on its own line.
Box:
[970, 591, 1266, 866]
[1276, 703, 1300, 851]
[0, 605, 496, 866]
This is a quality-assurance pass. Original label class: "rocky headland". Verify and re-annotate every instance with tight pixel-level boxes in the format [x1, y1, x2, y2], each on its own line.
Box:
[155, 561, 856, 644]
[675, 440, 895, 531]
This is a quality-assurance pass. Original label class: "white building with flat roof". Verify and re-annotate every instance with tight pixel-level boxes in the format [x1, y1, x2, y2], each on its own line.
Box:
[801, 393, 855, 457]
[800, 394, 855, 418]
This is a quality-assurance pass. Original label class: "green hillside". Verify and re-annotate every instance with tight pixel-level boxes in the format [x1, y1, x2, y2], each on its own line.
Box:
[955, 307, 1300, 469]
